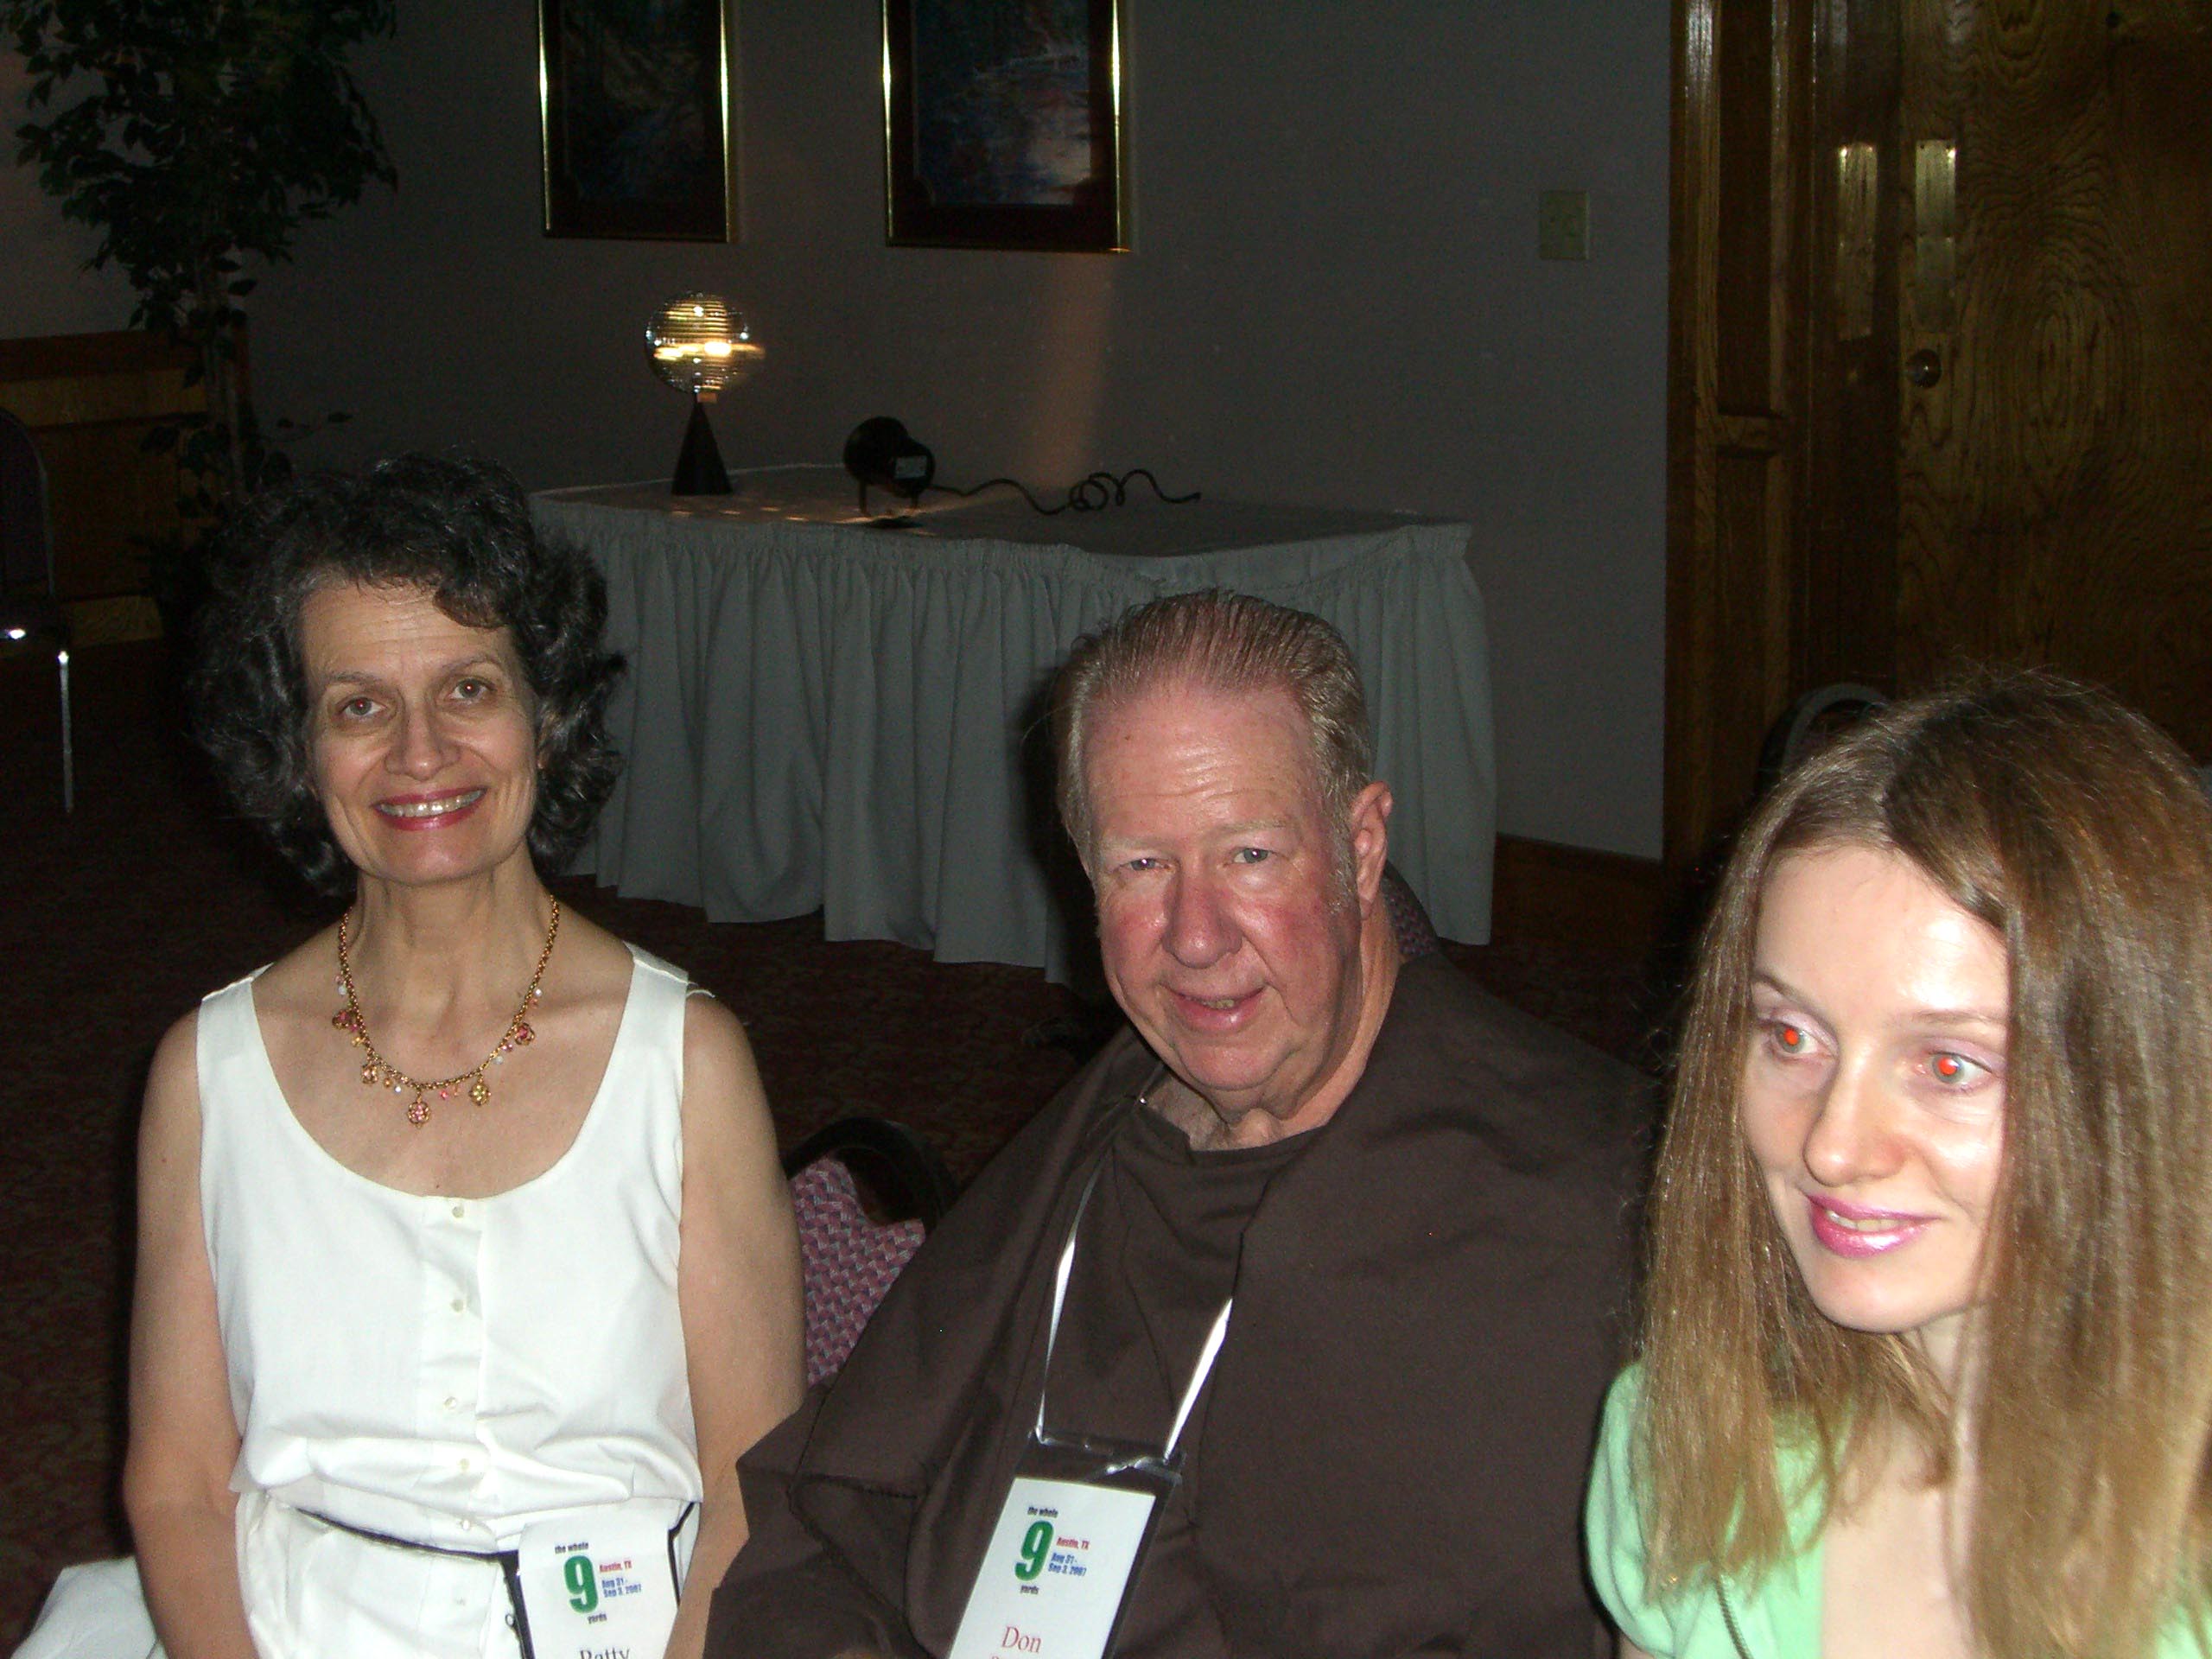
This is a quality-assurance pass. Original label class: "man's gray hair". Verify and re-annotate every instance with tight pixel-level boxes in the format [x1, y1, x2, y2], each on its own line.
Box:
[1052, 588, 1373, 863]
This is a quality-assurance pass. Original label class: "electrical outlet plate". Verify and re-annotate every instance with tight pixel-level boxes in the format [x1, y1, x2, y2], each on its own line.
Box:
[1539, 189, 1590, 261]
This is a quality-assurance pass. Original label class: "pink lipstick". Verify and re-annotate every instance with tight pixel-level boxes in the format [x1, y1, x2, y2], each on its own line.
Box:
[1805, 1194, 1931, 1258]
[372, 787, 486, 831]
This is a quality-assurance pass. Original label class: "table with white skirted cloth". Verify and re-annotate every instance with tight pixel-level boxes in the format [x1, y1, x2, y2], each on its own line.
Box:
[530, 467, 1495, 982]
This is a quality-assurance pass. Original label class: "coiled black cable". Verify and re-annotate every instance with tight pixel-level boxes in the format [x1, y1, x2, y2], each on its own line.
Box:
[929, 467, 1200, 515]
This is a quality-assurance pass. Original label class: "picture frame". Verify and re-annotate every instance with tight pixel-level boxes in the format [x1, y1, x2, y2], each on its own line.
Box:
[539, 0, 733, 241]
[881, 0, 1126, 252]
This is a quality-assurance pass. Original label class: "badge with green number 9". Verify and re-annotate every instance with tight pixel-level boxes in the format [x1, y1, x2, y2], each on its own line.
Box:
[1014, 1519, 1054, 1582]
[950, 1476, 1162, 1659]
[564, 1552, 599, 1613]
[518, 1506, 686, 1659]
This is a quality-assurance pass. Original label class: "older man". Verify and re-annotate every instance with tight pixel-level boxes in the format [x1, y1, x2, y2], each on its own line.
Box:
[708, 591, 1644, 1659]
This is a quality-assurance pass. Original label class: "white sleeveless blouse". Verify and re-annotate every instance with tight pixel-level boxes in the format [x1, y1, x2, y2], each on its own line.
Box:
[197, 944, 702, 1657]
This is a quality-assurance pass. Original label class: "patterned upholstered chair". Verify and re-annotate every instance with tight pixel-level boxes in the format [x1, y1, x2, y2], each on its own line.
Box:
[781, 1116, 958, 1386]
[1380, 862, 1441, 962]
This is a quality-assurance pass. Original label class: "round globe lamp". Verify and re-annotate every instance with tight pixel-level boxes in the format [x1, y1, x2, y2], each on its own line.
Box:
[647, 293, 762, 496]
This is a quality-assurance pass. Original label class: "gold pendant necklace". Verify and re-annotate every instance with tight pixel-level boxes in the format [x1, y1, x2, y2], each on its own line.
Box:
[331, 899, 561, 1127]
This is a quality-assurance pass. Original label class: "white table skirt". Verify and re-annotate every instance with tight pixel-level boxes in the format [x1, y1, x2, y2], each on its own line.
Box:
[532, 472, 1494, 979]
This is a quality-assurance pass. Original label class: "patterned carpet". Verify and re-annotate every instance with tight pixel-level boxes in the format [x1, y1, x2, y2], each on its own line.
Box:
[0, 641, 1659, 1643]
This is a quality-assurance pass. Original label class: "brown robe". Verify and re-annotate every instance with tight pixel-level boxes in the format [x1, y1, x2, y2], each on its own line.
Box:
[708, 957, 1649, 1658]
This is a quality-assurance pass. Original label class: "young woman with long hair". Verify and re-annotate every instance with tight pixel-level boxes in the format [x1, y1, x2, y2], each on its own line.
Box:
[1588, 673, 2212, 1657]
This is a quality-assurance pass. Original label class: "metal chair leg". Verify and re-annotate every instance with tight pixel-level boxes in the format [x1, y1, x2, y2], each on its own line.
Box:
[58, 646, 73, 814]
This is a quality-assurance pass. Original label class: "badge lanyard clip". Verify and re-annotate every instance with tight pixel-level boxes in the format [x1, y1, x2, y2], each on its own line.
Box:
[948, 1161, 1235, 1659]
[1032, 1164, 1233, 1476]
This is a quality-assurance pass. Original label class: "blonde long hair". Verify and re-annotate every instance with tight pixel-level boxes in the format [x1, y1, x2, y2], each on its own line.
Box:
[1638, 672, 2212, 1656]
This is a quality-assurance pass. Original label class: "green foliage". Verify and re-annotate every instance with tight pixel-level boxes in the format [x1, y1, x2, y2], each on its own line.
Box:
[3, 0, 396, 531]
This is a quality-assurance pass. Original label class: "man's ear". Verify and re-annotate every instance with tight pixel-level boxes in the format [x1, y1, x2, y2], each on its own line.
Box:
[1349, 780, 1393, 910]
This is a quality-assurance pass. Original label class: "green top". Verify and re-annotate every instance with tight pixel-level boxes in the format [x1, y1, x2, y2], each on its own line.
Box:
[1586, 1364, 2210, 1657]
[1586, 1366, 1821, 1657]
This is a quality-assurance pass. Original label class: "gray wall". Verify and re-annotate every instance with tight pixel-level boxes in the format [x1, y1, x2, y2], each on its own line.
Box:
[3, 1, 1669, 858]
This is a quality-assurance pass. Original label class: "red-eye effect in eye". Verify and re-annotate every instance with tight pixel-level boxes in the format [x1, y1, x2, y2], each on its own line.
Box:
[1932, 1053, 1964, 1081]
[1777, 1024, 1806, 1053]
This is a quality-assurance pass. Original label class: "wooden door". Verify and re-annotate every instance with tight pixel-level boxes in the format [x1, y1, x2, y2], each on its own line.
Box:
[1894, 0, 2212, 753]
[1666, 0, 2212, 871]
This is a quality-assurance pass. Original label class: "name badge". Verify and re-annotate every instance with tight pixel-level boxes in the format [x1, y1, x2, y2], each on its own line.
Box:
[516, 1503, 692, 1659]
[949, 1161, 1235, 1659]
[949, 1475, 1159, 1659]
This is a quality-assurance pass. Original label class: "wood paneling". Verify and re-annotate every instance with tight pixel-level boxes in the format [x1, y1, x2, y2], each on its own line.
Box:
[1713, 0, 1780, 413]
[0, 330, 206, 607]
[1664, 0, 1813, 869]
[1669, 0, 2212, 871]
[1491, 834, 1666, 957]
[1896, 0, 2212, 754]
[1799, 0, 1901, 695]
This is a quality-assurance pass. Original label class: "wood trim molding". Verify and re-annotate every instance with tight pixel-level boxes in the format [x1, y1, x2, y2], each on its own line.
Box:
[1489, 833, 1667, 958]
[0, 328, 207, 607]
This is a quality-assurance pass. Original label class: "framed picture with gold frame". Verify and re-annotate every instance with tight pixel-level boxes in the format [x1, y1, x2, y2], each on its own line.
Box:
[881, 0, 1125, 252]
[539, 0, 732, 241]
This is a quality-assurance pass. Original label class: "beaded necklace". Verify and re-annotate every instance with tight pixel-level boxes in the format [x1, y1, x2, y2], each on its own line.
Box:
[332, 899, 560, 1126]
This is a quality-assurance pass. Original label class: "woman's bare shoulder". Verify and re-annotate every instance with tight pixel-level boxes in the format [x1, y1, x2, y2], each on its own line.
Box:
[675, 988, 773, 1181]
[145, 1004, 203, 1105]
[244, 923, 345, 1018]
[547, 905, 639, 1007]
[678, 987, 762, 1102]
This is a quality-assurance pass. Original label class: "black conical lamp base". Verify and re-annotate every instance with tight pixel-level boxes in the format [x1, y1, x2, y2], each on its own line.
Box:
[671, 397, 733, 496]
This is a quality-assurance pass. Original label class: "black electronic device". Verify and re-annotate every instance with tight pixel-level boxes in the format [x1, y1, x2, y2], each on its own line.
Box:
[843, 416, 936, 516]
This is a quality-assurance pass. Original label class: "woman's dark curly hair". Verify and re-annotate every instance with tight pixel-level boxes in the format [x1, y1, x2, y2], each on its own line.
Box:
[192, 454, 626, 894]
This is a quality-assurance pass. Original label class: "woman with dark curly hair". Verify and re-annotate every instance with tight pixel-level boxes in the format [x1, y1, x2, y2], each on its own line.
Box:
[19, 456, 802, 1659]
[1586, 672, 2212, 1657]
